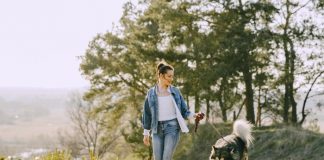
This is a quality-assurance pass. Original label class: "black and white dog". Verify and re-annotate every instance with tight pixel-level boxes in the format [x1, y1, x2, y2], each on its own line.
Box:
[209, 120, 253, 160]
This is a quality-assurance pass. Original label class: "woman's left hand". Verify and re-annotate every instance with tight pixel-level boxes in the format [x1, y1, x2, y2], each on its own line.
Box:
[143, 135, 150, 146]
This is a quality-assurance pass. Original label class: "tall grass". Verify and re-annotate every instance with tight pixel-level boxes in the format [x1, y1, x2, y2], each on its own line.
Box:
[250, 126, 324, 160]
[39, 150, 72, 160]
[38, 149, 98, 160]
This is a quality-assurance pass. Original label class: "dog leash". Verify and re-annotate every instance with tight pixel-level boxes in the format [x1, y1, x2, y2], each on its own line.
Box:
[194, 113, 232, 145]
[209, 122, 232, 144]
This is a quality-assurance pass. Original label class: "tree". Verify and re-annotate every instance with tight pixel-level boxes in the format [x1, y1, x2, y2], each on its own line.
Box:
[200, 0, 277, 124]
[269, 0, 324, 124]
[58, 92, 115, 159]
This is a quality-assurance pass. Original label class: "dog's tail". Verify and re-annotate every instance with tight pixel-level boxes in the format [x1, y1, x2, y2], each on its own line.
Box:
[233, 119, 254, 147]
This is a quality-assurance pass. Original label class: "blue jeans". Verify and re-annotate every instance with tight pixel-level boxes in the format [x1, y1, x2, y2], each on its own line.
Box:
[152, 119, 180, 160]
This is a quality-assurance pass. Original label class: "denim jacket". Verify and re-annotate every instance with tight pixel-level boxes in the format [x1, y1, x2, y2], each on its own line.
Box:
[141, 85, 193, 134]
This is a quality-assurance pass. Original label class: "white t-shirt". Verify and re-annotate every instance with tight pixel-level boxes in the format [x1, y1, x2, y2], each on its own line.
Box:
[158, 95, 177, 121]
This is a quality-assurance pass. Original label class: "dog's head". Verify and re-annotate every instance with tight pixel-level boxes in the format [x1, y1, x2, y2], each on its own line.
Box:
[209, 135, 247, 160]
[209, 145, 238, 160]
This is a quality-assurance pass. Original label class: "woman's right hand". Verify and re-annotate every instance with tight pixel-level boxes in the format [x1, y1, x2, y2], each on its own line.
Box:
[143, 135, 150, 146]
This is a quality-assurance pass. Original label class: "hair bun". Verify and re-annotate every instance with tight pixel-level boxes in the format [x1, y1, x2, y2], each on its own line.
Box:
[156, 61, 174, 77]
[157, 62, 166, 70]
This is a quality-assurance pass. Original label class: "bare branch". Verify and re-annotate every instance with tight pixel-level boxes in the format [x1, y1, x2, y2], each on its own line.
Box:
[234, 98, 247, 121]
[292, 0, 312, 15]
[309, 92, 324, 98]
[299, 70, 324, 125]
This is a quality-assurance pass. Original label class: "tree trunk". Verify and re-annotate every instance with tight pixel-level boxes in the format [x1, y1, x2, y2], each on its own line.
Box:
[195, 93, 200, 112]
[283, 45, 290, 123]
[288, 39, 297, 124]
[238, 0, 255, 124]
[218, 94, 227, 122]
[283, 2, 291, 123]
[218, 79, 228, 122]
[256, 86, 262, 127]
[206, 97, 210, 122]
[243, 62, 255, 124]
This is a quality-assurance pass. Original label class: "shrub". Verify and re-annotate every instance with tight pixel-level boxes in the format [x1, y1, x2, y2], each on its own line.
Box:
[39, 150, 72, 160]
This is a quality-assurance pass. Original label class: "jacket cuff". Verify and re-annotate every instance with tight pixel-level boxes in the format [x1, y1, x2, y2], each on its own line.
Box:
[143, 129, 150, 136]
[188, 112, 195, 119]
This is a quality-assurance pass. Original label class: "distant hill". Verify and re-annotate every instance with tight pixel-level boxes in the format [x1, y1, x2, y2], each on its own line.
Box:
[0, 87, 70, 124]
[0, 87, 86, 156]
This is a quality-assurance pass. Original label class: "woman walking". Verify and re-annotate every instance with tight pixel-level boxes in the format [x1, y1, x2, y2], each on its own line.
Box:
[142, 62, 203, 160]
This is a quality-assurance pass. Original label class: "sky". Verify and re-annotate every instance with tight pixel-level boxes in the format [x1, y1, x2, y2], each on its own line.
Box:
[0, 0, 129, 88]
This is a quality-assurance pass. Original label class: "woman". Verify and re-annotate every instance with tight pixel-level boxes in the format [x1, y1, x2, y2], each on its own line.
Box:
[142, 62, 203, 160]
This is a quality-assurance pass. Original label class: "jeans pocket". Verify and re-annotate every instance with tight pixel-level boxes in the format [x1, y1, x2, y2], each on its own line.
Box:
[166, 120, 179, 128]
[165, 124, 180, 135]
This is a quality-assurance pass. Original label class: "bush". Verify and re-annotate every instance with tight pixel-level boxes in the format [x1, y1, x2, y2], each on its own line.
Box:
[38, 149, 98, 160]
[39, 150, 72, 160]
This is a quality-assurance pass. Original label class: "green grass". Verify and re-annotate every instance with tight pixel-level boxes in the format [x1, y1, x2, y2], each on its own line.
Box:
[173, 123, 324, 160]
[250, 126, 324, 160]
[38, 149, 99, 160]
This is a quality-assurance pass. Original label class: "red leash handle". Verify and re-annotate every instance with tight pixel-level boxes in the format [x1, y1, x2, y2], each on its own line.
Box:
[194, 112, 205, 132]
